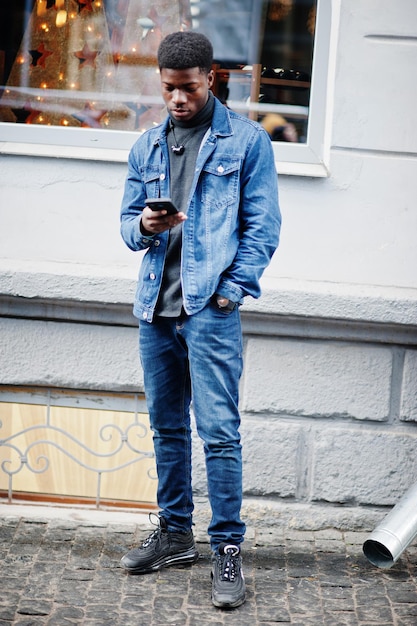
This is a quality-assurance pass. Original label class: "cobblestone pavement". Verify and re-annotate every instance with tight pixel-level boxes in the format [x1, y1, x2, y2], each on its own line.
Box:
[0, 505, 416, 625]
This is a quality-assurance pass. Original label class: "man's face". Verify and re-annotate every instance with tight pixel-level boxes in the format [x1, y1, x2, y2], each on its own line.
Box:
[160, 67, 214, 123]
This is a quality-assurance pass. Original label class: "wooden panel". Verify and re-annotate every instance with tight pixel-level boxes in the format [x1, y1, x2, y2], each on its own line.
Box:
[0, 402, 157, 504]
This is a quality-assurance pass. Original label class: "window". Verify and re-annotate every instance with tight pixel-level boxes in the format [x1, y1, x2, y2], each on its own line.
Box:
[0, 387, 157, 508]
[0, 0, 337, 175]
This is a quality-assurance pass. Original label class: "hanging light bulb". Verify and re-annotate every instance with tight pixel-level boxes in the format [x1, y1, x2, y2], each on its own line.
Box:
[56, 10, 67, 27]
[55, 0, 65, 8]
[37, 0, 47, 16]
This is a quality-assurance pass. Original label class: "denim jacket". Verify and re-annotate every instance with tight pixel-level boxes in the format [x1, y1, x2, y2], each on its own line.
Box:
[120, 96, 281, 322]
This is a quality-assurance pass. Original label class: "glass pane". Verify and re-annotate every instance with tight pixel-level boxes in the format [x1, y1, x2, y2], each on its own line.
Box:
[0, 0, 316, 142]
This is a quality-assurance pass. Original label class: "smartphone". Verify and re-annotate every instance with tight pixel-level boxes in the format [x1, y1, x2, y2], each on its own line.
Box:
[145, 198, 178, 215]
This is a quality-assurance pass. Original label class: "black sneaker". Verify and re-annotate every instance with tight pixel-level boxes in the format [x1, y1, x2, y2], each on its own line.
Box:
[121, 514, 198, 574]
[211, 543, 246, 608]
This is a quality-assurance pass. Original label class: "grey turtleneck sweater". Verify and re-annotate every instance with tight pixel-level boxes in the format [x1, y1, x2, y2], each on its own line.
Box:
[155, 92, 215, 317]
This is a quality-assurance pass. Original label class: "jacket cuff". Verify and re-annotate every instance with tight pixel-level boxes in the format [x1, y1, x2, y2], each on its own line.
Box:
[216, 278, 244, 303]
[138, 217, 155, 245]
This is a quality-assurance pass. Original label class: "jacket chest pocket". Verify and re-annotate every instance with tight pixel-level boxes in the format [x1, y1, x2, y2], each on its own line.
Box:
[201, 156, 241, 206]
[141, 164, 166, 199]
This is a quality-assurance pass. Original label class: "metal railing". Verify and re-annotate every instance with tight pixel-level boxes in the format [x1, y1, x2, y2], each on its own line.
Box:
[0, 387, 156, 508]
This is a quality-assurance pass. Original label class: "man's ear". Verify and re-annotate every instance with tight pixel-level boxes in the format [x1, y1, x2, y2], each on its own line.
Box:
[207, 69, 215, 89]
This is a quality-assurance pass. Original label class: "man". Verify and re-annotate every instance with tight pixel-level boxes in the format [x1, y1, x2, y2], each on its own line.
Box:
[120, 31, 281, 609]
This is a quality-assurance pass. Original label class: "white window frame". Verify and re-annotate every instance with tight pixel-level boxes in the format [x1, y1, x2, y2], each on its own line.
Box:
[0, 0, 339, 177]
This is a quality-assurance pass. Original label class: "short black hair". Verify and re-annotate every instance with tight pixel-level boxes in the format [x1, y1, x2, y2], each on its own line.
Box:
[157, 31, 213, 74]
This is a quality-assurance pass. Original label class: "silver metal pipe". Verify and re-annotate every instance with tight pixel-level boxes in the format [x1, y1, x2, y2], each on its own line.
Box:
[363, 481, 417, 568]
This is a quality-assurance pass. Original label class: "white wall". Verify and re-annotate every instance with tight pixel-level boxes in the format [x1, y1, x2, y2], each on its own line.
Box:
[0, 158, 133, 272]
[274, 0, 417, 289]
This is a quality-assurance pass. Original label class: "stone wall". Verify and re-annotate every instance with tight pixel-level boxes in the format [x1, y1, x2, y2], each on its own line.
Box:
[192, 296, 417, 513]
[1, 265, 416, 523]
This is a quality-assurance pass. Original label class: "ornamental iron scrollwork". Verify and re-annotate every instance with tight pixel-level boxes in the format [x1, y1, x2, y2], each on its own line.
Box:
[0, 396, 156, 507]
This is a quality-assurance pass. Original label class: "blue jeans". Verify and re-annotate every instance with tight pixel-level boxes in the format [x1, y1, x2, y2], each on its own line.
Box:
[139, 300, 246, 550]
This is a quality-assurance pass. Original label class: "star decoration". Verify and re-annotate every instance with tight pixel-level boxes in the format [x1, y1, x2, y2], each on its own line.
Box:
[72, 102, 107, 128]
[74, 43, 99, 69]
[147, 7, 168, 30]
[137, 106, 164, 130]
[11, 107, 33, 124]
[75, 0, 94, 13]
[29, 43, 53, 68]
[11, 104, 42, 124]
[26, 109, 45, 124]
[125, 101, 148, 128]
[124, 102, 164, 130]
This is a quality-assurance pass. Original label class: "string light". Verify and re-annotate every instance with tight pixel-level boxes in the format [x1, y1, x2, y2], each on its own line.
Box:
[4, 0, 171, 131]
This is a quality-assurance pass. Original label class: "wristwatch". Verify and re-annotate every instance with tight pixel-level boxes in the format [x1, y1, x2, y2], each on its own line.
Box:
[215, 295, 236, 312]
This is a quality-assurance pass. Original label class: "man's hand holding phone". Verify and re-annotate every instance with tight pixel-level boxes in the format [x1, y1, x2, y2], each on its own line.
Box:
[141, 198, 187, 236]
